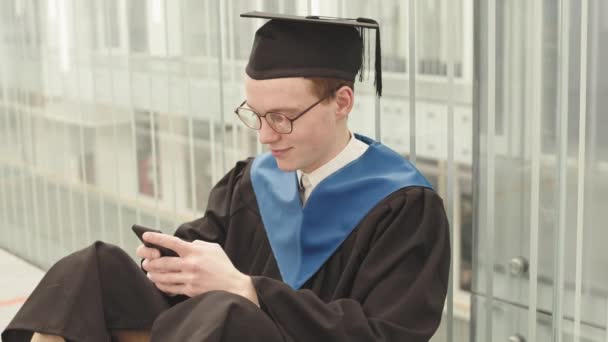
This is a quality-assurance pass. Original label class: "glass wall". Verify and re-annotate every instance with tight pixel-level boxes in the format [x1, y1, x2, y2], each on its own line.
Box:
[0, 0, 474, 340]
[475, 0, 608, 341]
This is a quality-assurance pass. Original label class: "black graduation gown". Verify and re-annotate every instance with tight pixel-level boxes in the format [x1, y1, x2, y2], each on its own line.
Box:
[2, 158, 450, 342]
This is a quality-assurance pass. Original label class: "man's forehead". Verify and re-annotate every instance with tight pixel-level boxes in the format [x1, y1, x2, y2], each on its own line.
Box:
[244, 75, 313, 90]
[245, 77, 316, 111]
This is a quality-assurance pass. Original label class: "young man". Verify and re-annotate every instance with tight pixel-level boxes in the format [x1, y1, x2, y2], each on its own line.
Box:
[3, 12, 450, 342]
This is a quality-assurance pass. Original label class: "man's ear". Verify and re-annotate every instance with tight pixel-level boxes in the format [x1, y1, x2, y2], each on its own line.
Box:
[334, 86, 354, 120]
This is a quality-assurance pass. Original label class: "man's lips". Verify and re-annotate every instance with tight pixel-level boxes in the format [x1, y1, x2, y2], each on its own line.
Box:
[270, 147, 292, 157]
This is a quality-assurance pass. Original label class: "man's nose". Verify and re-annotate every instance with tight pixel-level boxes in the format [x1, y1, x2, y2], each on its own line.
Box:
[258, 117, 280, 145]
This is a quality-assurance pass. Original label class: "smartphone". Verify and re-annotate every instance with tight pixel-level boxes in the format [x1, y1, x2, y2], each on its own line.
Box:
[132, 224, 179, 257]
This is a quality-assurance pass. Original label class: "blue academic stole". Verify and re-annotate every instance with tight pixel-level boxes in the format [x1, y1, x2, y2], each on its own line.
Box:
[250, 134, 432, 289]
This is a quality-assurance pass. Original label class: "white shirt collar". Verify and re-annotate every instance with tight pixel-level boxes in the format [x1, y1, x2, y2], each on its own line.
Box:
[297, 132, 368, 205]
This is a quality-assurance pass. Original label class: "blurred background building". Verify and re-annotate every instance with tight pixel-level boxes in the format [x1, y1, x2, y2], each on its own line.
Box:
[0, 0, 606, 341]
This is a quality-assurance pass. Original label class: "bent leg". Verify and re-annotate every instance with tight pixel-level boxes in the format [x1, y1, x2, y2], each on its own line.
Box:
[150, 291, 284, 342]
[2, 242, 170, 342]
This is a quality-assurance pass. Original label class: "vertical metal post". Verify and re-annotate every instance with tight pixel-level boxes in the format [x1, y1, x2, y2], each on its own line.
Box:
[573, 0, 589, 341]
[445, 0, 456, 340]
[553, 0, 571, 340]
[104, 0, 125, 246]
[69, 0, 92, 245]
[408, 0, 417, 164]
[485, 0, 496, 341]
[90, 0, 107, 242]
[526, 0, 543, 340]
[216, 0, 226, 175]
[124, 0, 142, 226]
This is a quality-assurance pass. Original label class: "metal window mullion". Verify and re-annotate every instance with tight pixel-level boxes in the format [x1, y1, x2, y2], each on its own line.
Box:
[485, 0, 497, 341]
[22, 103, 43, 265]
[62, 102, 77, 252]
[148, 0, 172, 229]
[92, 0, 107, 242]
[38, 43, 54, 266]
[14, 2, 34, 260]
[51, 0, 77, 254]
[573, 0, 589, 340]
[209, 116, 217, 200]
[408, 0, 417, 164]
[0, 21, 9, 248]
[5, 99, 16, 253]
[0, 111, 6, 245]
[445, 0, 457, 340]
[6, 50, 21, 252]
[144, 11, 156, 225]
[69, 0, 92, 245]
[42, 124, 53, 265]
[167, 113, 178, 226]
[28, 116, 43, 264]
[586, 1, 602, 339]
[17, 107, 33, 260]
[51, 120, 66, 258]
[2, 107, 13, 250]
[527, 0, 543, 340]
[3, 22, 20, 251]
[150, 112, 161, 228]
[204, 0, 217, 188]
[6, 1, 19, 254]
[181, 1, 197, 213]
[226, 0, 238, 165]
[216, 0, 226, 176]
[0, 164, 8, 247]
[553, 0, 571, 340]
[162, 0, 178, 228]
[124, 0, 141, 225]
[187, 118, 197, 211]
[0, 112, 7, 246]
[104, 0, 124, 246]
[10, 165, 21, 253]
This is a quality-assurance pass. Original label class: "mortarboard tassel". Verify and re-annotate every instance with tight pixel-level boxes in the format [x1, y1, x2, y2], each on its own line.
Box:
[357, 18, 382, 97]
[358, 27, 365, 83]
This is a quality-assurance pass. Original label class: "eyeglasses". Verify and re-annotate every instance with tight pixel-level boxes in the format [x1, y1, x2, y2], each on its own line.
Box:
[234, 94, 331, 134]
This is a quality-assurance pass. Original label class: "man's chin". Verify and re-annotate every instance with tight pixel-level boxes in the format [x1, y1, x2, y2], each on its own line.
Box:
[274, 159, 298, 172]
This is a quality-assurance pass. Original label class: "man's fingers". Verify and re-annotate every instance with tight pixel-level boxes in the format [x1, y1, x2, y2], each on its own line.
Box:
[136, 244, 161, 260]
[146, 256, 183, 273]
[143, 232, 190, 256]
[148, 271, 187, 285]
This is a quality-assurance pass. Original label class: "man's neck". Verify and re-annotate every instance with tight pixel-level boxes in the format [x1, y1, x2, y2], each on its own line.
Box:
[301, 129, 351, 174]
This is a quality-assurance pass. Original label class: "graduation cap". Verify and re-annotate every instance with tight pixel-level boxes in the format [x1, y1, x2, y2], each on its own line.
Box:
[241, 11, 382, 97]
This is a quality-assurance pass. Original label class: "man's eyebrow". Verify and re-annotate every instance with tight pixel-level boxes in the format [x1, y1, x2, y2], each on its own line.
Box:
[245, 101, 300, 114]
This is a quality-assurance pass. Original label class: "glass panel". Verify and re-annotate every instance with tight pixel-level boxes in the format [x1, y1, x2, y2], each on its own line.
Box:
[0, 1, 474, 340]
[472, 294, 606, 342]
[476, 0, 608, 338]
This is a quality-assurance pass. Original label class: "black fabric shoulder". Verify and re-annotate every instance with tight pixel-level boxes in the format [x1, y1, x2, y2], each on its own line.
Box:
[173, 158, 257, 245]
[358, 186, 446, 245]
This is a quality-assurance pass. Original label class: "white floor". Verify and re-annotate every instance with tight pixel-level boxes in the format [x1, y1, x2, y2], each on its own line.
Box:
[0, 248, 45, 331]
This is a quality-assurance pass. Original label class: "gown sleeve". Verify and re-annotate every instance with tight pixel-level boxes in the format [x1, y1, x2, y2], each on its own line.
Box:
[251, 187, 451, 342]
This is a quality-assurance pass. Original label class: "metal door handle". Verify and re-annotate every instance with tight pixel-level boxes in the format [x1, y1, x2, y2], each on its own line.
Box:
[508, 257, 529, 276]
[508, 334, 526, 342]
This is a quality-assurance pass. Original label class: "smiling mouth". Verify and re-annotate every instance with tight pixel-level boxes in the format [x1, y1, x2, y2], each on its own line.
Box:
[271, 147, 292, 157]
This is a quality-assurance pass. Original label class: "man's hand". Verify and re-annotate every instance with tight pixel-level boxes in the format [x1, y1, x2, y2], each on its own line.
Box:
[138, 232, 259, 306]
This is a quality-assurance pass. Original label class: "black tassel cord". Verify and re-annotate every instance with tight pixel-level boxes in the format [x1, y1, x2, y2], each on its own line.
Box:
[356, 18, 382, 96]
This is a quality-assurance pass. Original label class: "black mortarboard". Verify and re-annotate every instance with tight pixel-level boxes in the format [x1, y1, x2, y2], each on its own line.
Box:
[241, 11, 382, 97]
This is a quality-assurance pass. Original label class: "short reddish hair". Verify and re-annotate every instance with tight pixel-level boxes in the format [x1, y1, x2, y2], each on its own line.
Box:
[306, 77, 355, 102]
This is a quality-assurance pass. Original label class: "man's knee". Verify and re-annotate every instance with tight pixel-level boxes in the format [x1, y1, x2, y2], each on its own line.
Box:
[92, 241, 131, 261]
